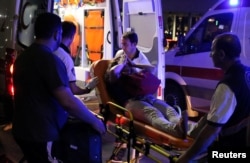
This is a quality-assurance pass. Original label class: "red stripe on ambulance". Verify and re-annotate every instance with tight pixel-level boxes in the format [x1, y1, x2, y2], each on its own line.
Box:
[166, 65, 224, 81]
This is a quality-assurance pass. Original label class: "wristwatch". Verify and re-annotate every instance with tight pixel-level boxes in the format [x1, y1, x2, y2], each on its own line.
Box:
[85, 86, 91, 93]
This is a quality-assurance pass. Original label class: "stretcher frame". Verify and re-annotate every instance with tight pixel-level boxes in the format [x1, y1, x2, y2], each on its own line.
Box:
[90, 59, 194, 163]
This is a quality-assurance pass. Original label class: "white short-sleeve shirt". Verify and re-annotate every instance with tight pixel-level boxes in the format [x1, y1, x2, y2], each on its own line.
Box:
[54, 47, 76, 82]
[207, 83, 237, 125]
[115, 49, 151, 72]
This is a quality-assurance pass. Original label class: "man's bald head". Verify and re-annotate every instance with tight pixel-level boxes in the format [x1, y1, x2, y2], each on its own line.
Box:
[213, 33, 241, 59]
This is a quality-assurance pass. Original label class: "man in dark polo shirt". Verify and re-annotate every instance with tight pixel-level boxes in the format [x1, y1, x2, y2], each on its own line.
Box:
[177, 33, 250, 163]
[13, 13, 105, 163]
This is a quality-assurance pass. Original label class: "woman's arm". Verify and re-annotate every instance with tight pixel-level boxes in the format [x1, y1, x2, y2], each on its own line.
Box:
[127, 58, 155, 73]
[132, 64, 155, 73]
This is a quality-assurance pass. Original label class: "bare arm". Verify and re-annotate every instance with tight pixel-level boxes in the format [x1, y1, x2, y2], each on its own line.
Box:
[53, 86, 106, 135]
[176, 124, 221, 163]
[107, 61, 127, 82]
[108, 58, 155, 81]
[69, 82, 90, 95]
[131, 63, 155, 73]
[127, 58, 155, 73]
[69, 77, 99, 95]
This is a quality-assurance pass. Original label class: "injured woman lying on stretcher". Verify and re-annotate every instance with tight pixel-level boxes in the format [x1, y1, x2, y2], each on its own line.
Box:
[91, 58, 202, 162]
[104, 51, 196, 139]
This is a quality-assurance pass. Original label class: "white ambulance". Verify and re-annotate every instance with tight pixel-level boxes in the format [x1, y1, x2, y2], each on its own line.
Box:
[0, 0, 165, 116]
[164, 0, 250, 115]
[53, 0, 164, 87]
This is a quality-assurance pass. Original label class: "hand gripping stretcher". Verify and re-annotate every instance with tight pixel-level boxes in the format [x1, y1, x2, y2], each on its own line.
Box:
[90, 59, 194, 163]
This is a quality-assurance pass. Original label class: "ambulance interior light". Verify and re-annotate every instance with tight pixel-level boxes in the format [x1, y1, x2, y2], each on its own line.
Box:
[229, 0, 239, 7]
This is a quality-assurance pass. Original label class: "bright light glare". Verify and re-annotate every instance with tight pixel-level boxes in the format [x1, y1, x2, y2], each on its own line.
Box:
[10, 64, 14, 74]
[229, 0, 239, 6]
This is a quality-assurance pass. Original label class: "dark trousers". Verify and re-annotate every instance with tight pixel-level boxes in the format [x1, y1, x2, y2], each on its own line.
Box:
[14, 138, 62, 163]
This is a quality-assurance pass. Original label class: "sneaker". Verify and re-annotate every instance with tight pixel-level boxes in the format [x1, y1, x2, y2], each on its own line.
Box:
[110, 147, 127, 163]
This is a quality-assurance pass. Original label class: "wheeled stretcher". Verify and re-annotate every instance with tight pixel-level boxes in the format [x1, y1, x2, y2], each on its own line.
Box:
[90, 59, 194, 163]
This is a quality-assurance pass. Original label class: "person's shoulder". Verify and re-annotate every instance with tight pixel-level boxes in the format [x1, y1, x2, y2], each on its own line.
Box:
[137, 51, 149, 61]
[27, 43, 46, 54]
[54, 47, 71, 60]
[54, 47, 67, 56]
[138, 50, 147, 58]
[27, 43, 52, 59]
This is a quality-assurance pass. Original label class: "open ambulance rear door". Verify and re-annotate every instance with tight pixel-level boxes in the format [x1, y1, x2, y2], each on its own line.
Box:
[18, 0, 54, 48]
[0, 0, 53, 124]
[54, 0, 122, 82]
[122, 0, 165, 99]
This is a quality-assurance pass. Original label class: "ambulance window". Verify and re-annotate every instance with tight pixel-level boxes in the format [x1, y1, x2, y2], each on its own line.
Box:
[179, 13, 233, 55]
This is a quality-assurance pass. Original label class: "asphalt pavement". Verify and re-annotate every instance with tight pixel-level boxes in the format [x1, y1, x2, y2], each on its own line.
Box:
[0, 125, 171, 163]
[0, 91, 171, 163]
